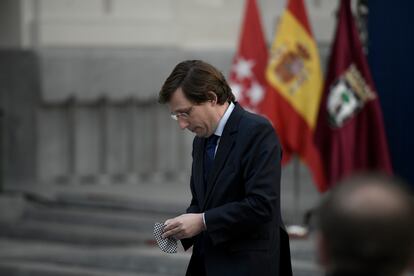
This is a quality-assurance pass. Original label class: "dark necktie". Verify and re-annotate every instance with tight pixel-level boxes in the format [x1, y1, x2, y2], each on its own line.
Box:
[204, 134, 219, 184]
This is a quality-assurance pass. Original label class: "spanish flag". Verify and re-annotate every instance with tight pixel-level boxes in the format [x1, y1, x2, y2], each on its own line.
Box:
[263, 0, 327, 191]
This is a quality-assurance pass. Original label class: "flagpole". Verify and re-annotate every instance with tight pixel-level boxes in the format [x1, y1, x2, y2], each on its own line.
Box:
[293, 156, 300, 225]
[287, 156, 309, 238]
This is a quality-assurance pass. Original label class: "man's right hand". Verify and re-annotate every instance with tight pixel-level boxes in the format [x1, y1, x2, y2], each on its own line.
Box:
[162, 213, 205, 240]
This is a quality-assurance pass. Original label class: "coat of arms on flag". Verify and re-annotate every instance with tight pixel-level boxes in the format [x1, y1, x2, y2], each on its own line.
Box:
[327, 64, 376, 128]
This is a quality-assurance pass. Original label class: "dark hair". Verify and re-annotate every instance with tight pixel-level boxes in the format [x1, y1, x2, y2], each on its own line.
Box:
[316, 174, 414, 276]
[158, 60, 235, 105]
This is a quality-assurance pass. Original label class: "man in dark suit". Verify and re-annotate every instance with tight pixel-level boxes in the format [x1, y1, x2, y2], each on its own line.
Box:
[158, 60, 292, 276]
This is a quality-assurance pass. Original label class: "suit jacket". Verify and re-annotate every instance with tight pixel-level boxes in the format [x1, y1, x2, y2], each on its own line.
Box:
[182, 103, 292, 276]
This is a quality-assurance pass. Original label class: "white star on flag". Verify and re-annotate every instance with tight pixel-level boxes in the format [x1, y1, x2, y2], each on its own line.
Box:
[230, 82, 244, 101]
[232, 57, 255, 80]
[248, 81, 265, 105]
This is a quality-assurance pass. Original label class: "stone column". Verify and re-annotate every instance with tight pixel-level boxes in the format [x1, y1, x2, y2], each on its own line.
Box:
[0, 50, 39, 188]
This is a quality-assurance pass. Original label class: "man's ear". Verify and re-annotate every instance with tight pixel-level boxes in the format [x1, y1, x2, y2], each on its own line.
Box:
[207, 91, 217, 104]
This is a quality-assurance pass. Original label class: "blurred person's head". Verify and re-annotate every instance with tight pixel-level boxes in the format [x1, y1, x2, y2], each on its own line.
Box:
[315, 173, 414, 276]
[158, 60, 235, 138]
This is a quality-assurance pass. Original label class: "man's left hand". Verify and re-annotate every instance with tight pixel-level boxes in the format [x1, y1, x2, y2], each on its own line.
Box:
[162, 213, 205, 240]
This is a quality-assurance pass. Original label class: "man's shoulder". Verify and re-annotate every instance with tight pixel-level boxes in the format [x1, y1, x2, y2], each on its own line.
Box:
[238, 108, 273, 130]
[235, 107, 279, 144]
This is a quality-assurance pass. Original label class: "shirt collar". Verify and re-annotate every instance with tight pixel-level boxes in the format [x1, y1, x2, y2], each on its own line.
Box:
[214, 102, 235, 137]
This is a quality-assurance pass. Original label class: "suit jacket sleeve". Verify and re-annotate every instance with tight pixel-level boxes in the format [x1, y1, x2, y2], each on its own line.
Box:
[204, 121, 281, 246]
[181, 140, 200, 250]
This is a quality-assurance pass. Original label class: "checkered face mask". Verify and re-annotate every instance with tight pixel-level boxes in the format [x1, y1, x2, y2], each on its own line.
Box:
[153, 222, 178, 254]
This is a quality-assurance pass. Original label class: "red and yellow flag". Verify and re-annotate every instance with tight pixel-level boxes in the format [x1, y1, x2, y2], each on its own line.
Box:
[263, 0, 327, 191]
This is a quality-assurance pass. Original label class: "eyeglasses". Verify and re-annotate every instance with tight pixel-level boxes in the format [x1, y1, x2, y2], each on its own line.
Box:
[170, 106, 194, 121]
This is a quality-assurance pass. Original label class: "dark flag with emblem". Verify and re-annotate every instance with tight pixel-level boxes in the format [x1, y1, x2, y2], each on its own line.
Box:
[315, 0, 393, 188]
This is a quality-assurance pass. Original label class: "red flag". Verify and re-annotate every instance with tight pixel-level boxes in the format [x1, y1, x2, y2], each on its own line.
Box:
[264, 0, 327, 191]
[315, 0, 393, 188]
[229, 0, 268, 113]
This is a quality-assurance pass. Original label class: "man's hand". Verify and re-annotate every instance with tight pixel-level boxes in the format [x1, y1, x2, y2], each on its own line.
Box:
[162, 213, 205, 240]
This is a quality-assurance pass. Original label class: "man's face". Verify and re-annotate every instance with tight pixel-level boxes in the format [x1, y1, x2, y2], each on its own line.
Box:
[168, 88, 218, 138]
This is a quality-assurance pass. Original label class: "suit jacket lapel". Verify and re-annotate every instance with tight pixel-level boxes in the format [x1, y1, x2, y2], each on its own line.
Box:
[202, 103, 244, 209]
